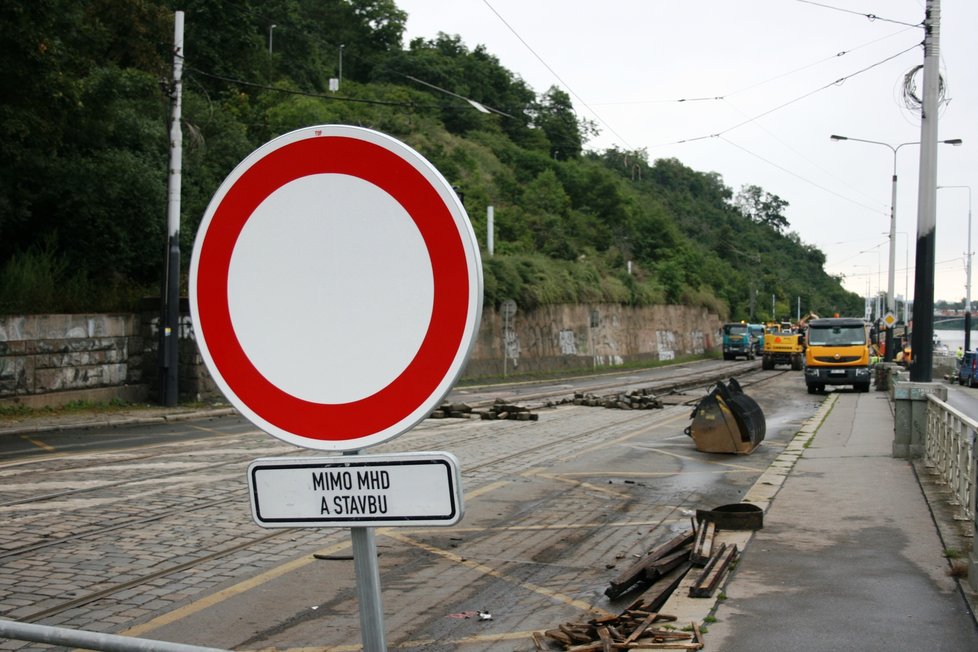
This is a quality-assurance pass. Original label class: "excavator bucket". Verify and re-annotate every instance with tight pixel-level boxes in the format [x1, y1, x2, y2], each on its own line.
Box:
[684, 378, 766, 454]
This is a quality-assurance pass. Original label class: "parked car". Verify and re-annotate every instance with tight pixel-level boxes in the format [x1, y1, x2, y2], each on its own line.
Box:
[957, 351, 978, 387]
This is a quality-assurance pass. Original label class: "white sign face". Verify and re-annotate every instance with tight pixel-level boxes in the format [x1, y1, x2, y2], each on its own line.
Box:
[190, 125, 483, 452]
[247, 453, 463, 528]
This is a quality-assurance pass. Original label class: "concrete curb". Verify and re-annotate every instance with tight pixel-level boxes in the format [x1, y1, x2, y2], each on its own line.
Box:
[0, 407, 238, 438]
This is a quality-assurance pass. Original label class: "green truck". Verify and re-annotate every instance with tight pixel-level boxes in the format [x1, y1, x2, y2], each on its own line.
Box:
[722, 322, 763, 360]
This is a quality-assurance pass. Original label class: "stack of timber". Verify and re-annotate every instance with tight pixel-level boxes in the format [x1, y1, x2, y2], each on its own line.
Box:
[604, 529, 694, 600]
[535, 603, 704, 651]
[603, 517, 741, 603]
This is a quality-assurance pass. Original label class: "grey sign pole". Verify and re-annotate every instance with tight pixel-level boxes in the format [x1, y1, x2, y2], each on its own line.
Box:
[351, 527, 386, 651]
[345, 450, 387, 651]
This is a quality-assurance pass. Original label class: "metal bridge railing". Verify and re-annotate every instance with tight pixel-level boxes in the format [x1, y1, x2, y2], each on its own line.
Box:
[925, 394, 978, 529]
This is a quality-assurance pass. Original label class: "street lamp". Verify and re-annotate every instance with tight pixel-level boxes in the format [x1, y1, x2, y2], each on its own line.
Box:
[937, 185, 973, 351]
[268, 24, 277, 55]
[830, 134, 963, 360]
[887, 231, 911, 324]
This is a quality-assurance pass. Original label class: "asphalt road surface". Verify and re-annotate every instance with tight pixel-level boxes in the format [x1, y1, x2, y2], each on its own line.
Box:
[0, 360, 824, 651]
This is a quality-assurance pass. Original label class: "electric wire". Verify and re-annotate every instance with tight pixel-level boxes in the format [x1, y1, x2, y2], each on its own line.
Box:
[650, 42, 921, 150]
[479, 0, 631, 147]
[186, 66, 464, 111]
[793, 0, 923, 28]
[719, 136, 885, 216]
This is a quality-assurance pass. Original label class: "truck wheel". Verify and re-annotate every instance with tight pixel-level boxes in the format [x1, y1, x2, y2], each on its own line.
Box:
[856, 382, 870, 393]
[791, 356, 803, 371]
[762, 356, 773, 370]
[807, 384, 816, 394]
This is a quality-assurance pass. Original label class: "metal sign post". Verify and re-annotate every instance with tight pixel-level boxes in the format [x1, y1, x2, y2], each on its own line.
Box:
[190, 126, 482, 650]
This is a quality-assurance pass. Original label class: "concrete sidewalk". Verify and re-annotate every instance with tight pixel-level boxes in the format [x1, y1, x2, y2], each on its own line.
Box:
[704, 390, 978, 651]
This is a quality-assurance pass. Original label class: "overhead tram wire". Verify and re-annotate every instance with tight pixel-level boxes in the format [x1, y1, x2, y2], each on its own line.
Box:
[480, 0, 631, 148]
[719, 136, 886, 216]
[793, 0, 924, 29]
[186, 67, 480, 112]
[588, 25, 917, 108]
[647, 42, 921, 152]
[637, 41, 921, 216]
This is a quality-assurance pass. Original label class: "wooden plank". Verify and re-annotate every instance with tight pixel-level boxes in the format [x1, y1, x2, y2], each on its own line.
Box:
[690, 521, 716, 566]
[531, 630, 546, 650]
[622, 613, 659, 644]
[689, 543, 738, 598]
[645, 549, 691, 580]
[643, 563, 691, 612]
[597, 626, 614, 652]
[605, 529, 694, 598]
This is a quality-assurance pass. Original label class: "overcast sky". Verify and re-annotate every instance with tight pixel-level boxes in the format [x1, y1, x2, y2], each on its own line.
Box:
[395, 0, 977, 307]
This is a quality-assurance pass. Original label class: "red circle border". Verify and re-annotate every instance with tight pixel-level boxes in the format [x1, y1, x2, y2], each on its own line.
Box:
[194, 134, 471, 442]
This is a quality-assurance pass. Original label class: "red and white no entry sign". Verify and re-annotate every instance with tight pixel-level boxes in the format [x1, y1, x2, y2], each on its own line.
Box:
[189, 126, 483, 451]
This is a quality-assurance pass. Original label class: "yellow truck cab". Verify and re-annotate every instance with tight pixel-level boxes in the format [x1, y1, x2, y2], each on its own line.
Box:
[762, 322, 804, 370]
[804, 317, 871, 393]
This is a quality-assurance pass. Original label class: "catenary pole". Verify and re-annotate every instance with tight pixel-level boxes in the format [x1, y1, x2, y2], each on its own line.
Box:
[910, 0, 941, 382]
[161, 11, 184, 406]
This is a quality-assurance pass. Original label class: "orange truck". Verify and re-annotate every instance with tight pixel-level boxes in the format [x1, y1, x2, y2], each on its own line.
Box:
[803, 317, 872, 393]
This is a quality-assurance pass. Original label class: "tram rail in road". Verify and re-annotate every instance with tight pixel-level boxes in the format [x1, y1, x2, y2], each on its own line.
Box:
[0, 357, 803, 650]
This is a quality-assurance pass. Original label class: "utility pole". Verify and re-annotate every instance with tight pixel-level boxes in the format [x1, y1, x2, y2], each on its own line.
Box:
[910, 0, 941, 382]
[161, 11, 184, 406]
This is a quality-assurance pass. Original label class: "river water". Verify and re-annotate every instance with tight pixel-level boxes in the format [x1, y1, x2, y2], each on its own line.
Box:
[933, 328, 978, 353]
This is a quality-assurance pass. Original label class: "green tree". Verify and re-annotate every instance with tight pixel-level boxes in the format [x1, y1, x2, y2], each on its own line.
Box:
[734, 184, 790, 233]
[533, 86, 582, 160]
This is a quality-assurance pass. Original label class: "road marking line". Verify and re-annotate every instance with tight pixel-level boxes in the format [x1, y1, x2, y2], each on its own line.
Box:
[464, 479, 508, 499]
[18, 435, 56, 452]
[381, 530, 610, 617]
[523, 470, 632, 498]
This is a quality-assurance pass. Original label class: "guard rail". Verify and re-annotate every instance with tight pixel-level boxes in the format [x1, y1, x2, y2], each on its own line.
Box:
[925, 394, 977, 526]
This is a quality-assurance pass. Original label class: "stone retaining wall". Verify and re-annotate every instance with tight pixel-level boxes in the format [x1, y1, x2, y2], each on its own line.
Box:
[0, 303, 723, 407]
[0, 314, 147, 407]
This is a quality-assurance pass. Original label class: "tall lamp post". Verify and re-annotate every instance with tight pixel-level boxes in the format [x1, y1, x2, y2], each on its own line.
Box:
[268, 24, 277, 55]
[830, 135, 963, 361]
[937, 185, 973, 351]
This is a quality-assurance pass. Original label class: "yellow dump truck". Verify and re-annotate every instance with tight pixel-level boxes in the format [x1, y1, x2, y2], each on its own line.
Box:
[803, 317, 872, 393]
[761, 324, 804, 370]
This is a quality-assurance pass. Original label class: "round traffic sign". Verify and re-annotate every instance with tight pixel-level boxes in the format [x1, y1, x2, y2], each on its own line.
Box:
[189, 126, 483, 451]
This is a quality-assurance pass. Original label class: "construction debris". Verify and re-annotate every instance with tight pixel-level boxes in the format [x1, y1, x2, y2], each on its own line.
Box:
[428, 400, 539, 421]
[568, 389, 664, 410]
[605, 529, 695, 599]
[478, 399, 539, 420]
[689, 543, 739, 598]
[537, 513, 745, 650]
[690, 521, 716, 566]
[541, 602, 703, 651]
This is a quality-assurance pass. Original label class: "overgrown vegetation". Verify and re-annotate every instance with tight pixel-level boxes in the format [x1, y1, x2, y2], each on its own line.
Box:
[0, 0, 863, 319]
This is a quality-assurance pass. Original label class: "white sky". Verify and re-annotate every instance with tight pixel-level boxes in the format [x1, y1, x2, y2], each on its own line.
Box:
[395, 0, 977, 305]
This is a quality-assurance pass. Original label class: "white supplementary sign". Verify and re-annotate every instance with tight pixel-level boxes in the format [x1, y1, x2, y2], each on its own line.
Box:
[189, 125, 483, 452]
[247, 453, 463, 528]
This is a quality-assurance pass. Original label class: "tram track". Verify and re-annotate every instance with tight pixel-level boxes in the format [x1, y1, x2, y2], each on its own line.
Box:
[2, 363, 793, 627]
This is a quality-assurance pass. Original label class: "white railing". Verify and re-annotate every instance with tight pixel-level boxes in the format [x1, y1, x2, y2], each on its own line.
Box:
[925, 394, 978, 528]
